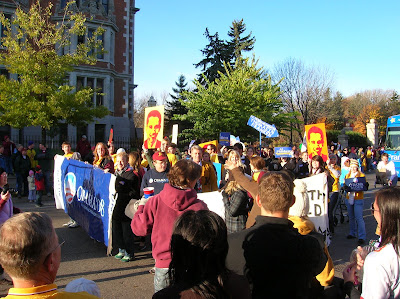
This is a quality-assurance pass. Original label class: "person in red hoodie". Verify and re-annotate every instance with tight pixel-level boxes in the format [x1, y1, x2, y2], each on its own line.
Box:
[34, 165, 45, 207]
[131, 159, 208, 293]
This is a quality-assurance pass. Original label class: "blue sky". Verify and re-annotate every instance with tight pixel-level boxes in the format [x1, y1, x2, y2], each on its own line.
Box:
[134, 1, 400, 104]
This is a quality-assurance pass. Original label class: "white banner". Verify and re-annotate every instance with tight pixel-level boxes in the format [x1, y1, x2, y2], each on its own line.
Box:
[301, 173, 331, 245]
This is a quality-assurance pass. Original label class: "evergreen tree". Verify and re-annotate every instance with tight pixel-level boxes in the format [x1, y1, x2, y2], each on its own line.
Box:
[165, 75, 192, 140]
[227, 19, 256, 64]
[194, 29, 233, 85]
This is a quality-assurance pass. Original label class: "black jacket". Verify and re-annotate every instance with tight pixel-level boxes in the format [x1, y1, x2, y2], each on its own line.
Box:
[113, 167, 140, 221]
[226, 215, 327, 299]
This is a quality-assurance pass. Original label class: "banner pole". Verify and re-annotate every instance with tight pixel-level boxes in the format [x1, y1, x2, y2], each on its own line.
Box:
[259, 131, 262, 156]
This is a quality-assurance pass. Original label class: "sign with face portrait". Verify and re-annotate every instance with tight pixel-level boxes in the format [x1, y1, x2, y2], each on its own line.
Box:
[305, 123, 328, 162]
[143, 105, 164, 149]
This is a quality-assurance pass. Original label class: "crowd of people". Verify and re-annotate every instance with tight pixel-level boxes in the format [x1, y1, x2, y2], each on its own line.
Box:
[0, 135, 399, 298]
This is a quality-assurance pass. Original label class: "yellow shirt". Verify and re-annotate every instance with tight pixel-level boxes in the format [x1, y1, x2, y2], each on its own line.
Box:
[141, 159, 149, 168]
[326, 164, 341, 192]
[252, 171, 262, 182]
[27, 148, 38, 168]
[167, 153, 178, 166]
[63, 152, 74, 159]
[2, 284, 98, 298]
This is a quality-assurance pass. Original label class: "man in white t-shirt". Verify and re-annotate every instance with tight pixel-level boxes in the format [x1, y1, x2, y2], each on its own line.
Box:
[377, 153, 398, 186]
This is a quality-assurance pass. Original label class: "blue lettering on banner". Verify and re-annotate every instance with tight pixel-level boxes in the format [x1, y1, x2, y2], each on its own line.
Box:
[247, 115, 279, 138]
[54, 157, 115, 246]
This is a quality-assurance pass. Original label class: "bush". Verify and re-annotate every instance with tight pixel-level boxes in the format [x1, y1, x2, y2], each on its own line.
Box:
[346, 131, 368, 148]
[327, 130, 368, 148]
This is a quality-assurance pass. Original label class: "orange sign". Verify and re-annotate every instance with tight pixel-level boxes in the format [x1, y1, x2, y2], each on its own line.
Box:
[305, 123, 328, 162]
[143, 105, 164, 149]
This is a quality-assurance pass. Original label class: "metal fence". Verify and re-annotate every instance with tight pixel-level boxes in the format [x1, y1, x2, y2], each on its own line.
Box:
[16, 135, 135, 151]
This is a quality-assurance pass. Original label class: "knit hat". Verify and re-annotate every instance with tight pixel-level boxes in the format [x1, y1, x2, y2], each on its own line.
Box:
[152, 151, 167, 161]
[289, 179, 309, 217]
[116, 148, 126, 154]
[349, 159, 359, 168]
[28, 141, 34, 146]
[29, 170, 34, 176]
[65, 278, 101, 297]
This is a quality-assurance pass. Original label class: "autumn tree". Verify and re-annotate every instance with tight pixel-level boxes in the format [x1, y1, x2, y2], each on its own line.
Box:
[179, 58, 295, 142]
[272, 57, 334, 140]
[0, 1, 108, 143]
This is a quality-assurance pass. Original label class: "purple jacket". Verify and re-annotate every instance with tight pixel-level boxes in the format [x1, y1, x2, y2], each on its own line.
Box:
[0, 196, 13, 225]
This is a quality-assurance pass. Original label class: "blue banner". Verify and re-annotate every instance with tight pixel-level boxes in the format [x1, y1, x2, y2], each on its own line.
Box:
[274, 147, 293, 158]
[219, 132, 230, 146]
[247, 115, 279, 138]
[54, 156, 116, 246]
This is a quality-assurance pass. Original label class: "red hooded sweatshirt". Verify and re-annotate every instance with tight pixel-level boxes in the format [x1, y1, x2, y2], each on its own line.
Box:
[131, 183, 208, 268]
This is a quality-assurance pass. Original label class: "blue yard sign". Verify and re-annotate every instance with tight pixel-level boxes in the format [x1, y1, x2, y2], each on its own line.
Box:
[247, 115, 279, 138]
[219, 132, 230, 146]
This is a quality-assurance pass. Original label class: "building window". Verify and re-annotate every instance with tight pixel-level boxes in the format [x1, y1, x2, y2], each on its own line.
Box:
[76, 76, 105, 107]
[102, 0, 109, 14]
[0, 14, 11, 46]
[0, 68, 10, 79]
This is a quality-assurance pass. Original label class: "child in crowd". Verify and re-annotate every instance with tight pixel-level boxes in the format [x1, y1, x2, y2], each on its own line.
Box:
[34, 165, 45, 207]
[27, 170, 36, 203]
[249, 156, 266, 183]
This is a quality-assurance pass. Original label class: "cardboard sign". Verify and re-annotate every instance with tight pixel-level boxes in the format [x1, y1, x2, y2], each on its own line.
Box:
[305, 123, 328, 161]
[274, 147, 293, 158]
[143, 105, 164, 149]
[219, 132, 230, 146]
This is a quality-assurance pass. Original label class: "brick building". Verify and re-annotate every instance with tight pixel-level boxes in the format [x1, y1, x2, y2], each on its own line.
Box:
[0, 0, 139, 149]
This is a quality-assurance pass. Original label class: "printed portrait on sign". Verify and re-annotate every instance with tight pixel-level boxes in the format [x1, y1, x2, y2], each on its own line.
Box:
[305, 123, 328, 162]
[143, 105, 164, 150]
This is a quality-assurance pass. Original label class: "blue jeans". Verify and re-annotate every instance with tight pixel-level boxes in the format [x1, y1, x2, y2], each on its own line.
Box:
[345, 199, 366, 240]
[154, 267, 169, 293]
[4, 156, 12, 174]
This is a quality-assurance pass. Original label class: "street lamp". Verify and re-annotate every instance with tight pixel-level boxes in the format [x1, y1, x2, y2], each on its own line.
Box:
[148, 96, 156, 107]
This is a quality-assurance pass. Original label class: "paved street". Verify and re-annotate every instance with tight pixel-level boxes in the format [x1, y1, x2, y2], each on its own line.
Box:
[0, 172, 379, 298]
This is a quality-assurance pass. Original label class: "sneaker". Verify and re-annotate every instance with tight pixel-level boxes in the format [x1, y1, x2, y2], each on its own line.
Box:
[68, 221, 79, 228]
[63, 220, 74, 227]
[121, 255, 134, 262]
[35, 203, 43, 207]
[149, 267, 155, 275]
[358, 239, 366, 246]
[115, 252, 125, 260]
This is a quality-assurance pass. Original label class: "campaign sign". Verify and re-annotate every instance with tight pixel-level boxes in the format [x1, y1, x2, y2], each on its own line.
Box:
[274, 147, 293, 158]
[345, 177, 368, 192]
[219, 132, 230, 146]
[54, 155, 116, 246]
[247, 115, 279, 138]
[301, 173, 331, 246]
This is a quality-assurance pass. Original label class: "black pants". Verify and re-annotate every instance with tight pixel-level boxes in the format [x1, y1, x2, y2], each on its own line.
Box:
[112, 219, 135, 256]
